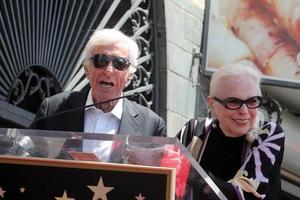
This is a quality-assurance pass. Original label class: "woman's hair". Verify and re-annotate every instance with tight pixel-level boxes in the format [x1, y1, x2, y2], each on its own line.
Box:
[84, 29, 139, 75]
[209, 63, 262, 96]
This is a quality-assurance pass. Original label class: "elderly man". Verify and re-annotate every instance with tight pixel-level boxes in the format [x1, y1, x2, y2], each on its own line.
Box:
[30, 29, 166, 161]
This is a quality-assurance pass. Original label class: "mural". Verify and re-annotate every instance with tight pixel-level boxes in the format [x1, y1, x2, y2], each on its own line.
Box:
[202, 0, 300, 88]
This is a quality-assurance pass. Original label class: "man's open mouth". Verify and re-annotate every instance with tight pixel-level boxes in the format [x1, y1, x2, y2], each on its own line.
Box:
[100, 81, 114, 88]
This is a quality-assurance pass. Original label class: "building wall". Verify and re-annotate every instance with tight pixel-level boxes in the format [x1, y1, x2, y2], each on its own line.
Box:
[163, 0, 205, 136]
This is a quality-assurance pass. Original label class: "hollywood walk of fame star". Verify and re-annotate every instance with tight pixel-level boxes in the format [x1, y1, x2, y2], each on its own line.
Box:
[135, 193, 146, 200]
[87, 177, 114, 200]
[19, 186, 26, 193]
[0, 187, 6, 198]
[55, 190, 75, 200]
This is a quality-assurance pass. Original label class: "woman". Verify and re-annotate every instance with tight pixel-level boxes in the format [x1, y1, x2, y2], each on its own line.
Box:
[177, 64, 285, 200]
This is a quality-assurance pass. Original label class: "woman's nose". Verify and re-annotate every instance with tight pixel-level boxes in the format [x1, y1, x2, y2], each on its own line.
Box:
[238, 103, 249, 113]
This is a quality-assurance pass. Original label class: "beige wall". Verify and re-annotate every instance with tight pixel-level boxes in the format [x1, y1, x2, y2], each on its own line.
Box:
[164, 0, 205, 136]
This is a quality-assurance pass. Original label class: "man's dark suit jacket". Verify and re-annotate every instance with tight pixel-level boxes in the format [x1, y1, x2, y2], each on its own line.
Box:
[29, 90, 166, 162]
[30, 90, 166, 136]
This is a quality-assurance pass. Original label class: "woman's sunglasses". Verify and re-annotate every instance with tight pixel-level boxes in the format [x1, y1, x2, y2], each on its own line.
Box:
[212, 96, 264, 110]
[87, 54, 131, 71]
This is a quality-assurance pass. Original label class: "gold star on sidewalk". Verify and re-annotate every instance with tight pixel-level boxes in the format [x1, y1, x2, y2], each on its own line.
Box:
[20, 186, 26, 193]
[55, 190, 75, 200]
[87, 177, 114, 200]
[0, 187, 6, 198]
[135, 193, 146, 200]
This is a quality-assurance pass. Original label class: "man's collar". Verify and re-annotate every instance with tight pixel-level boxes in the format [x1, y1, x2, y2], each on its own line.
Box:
[85, 90, 123, 120]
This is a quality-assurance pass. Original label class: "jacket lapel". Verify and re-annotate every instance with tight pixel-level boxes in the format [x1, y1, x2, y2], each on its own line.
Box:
[118, 99, 139, 135]
[63, 89, 89, 132]
[110, 99, 140, 163]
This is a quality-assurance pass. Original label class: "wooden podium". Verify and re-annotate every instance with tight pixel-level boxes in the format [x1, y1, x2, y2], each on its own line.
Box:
[0, 128, 226, 200]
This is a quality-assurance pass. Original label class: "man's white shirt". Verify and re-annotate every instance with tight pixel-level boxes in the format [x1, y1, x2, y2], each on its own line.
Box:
[83, 90, 123, 162]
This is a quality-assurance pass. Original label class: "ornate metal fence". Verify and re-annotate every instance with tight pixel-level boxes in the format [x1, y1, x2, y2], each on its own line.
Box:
[0, 0, 159, 127]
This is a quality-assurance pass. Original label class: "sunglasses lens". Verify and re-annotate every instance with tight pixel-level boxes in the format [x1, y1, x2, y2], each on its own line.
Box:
[93, 54, 109, 68]
[225, 98, 243, 109]
[112, 57, 129, 71]
[246, 97, 262, 108]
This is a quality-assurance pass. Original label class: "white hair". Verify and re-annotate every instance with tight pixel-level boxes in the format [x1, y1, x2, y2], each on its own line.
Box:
[84, 29, 139, 75]
[209, 63, 262, 96]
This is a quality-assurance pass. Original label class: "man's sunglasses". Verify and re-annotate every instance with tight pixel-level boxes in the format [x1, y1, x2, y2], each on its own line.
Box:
[87, 54, 131, 71]
[212, 96, 263, 110]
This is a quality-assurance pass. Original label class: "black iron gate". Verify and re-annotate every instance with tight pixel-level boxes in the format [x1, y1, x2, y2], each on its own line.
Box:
[0, 0, 159, 128]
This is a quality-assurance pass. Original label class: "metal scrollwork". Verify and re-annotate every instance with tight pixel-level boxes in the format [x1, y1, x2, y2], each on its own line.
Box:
[262, 96, 283, 125]
[8, 66, 61, 113]
[126, 0, 155, 108]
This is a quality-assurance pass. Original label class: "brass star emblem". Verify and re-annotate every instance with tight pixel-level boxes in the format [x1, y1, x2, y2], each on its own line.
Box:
[87, 177, 114, 200]
[0, 187, 6, 198]
[135, 193, 146, 200]
[55, 190, 75, 200]
[20, 186, 26, 193]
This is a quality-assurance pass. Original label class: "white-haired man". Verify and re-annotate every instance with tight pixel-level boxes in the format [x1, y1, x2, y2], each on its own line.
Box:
[30, 29, 166, 162]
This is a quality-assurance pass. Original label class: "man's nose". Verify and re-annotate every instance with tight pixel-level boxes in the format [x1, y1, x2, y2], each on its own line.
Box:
[104, 61, 114, 72]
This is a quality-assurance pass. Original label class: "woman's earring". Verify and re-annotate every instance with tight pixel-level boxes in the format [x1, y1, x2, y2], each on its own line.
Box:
[207, 108, 212, 118]
[211, 116, 217, 129]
